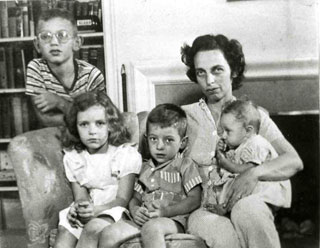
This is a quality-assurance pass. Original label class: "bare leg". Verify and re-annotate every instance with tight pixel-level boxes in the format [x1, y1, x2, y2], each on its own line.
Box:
[76, 217, 113, 248]
[53, 226, 77, 248]
[141, 218, 183, 248]
[99, 219, 140, 248]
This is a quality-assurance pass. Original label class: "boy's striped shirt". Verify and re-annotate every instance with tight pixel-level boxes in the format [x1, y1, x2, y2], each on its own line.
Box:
[26, 58, 105, 100]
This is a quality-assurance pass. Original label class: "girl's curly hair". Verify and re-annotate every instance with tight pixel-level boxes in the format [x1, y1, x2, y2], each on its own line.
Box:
[63, 91, 131, 151]
[181, 34, 246, 90]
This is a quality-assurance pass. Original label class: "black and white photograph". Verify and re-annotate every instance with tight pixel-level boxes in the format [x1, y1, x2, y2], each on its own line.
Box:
[0, 0, 318, 247]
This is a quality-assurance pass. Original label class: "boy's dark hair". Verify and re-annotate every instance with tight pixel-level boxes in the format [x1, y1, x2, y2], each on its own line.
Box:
[146, 103, 187, 138]
[63, 91, 131, 151]
[36, 8, 77, 34]
[222, 99, 261, 133]
[181, 34, 245, 90]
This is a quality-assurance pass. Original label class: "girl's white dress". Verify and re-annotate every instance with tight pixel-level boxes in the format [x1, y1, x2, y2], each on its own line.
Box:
[58, 143, 142, 238]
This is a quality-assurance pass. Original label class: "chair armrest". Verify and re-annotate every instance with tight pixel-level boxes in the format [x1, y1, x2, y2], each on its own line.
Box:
[7, 127, 73, 248]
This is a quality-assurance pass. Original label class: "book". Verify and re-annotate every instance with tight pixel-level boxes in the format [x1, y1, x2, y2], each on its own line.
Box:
[11, 96, 24, 136]
[21, 96, 30, 133]
[0, 47, 8, 89]
[0, 1, 9, 38]
[6, 46, 15, 89]
[13, 47, 25, 88]
[0, 151, 13, 171]
[8, 5, 23, 38]
[80, 47, 89, 62]
[2, 96, 12, 138]
[0, 99, 3, 138]
[28, 0, 35, 36]
[88, 48, 98, 66]
[21, 0, 29, 37]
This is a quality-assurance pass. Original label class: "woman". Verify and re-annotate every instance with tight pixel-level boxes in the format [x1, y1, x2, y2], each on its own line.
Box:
[181, 34, 303, 248]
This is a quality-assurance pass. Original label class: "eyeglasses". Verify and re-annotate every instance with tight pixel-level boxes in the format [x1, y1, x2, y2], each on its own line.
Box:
[37, 30, 73, 44]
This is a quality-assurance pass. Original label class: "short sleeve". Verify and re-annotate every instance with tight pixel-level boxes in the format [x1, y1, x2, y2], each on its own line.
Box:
[63, 150, 87, 183]
[180, 158, 202, 193]
[258, 108, 284, 143]
[26, 59, 44, 96]
[111, 144, 142, 178]
[87, 67, 106, 92]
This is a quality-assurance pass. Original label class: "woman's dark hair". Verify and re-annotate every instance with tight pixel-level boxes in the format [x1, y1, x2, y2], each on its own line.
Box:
[63, 91, 131, 151]
[181, 34, 246, 90]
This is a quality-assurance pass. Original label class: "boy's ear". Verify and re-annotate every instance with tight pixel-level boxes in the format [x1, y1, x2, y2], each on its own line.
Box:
[180, 136, 188, 150]
[72, 36, 82, 52]
[33, 38, 41, 54]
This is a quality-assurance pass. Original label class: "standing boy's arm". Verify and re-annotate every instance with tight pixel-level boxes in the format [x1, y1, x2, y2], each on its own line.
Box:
[149, 185, 202, 218]
[30, 92, 72, 127]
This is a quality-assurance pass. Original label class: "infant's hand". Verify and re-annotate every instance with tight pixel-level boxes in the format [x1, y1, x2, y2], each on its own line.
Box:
[131, 206, 150, 226]
[217, 139, 227, 152]
[77, 201, 94, 224]
[67, 203, 83, 228]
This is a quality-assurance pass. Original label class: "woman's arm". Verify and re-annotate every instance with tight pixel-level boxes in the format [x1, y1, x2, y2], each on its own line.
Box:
[93, 173, 136, 216]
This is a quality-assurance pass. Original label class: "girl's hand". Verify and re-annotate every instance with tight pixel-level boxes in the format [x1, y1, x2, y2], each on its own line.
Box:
[131, 206, 150, 226]
[67, 203, 83, 228]
[77, 201, 94, 224]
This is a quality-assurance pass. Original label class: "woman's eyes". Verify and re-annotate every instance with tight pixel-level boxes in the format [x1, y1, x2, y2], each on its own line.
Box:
[79, 122, 88, 127]
[196, 70, 206, 77]
[196, 68, 224, 77]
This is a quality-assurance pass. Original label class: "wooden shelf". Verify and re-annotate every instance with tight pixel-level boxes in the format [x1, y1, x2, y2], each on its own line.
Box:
[0, 186, 18, 192]
[0, 88, 25, 94]
[0, 139, 11, 144]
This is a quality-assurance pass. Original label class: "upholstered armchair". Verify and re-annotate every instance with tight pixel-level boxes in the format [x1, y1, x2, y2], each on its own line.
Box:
[7, 112, 206, 248]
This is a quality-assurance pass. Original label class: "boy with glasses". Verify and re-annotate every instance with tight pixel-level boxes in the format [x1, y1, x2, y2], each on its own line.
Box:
[26, 8, 105, 127]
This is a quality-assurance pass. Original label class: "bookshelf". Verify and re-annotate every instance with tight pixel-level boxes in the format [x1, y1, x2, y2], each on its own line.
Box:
[0, 0, 106, 189]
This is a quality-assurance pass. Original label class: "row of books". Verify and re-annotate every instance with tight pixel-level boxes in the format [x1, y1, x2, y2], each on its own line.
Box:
[0, 45, 35, 89]
[78, 47, 105, 74]
[0, 95, 36, 138]
[0, 0, 102, 38]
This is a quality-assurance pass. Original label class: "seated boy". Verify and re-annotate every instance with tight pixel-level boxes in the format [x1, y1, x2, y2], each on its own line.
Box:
[26, 8, 105, 127]
[97, 103, 202, 248]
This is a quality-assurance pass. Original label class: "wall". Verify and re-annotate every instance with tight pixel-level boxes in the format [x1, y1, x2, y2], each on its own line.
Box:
[111, 0, 318, 112]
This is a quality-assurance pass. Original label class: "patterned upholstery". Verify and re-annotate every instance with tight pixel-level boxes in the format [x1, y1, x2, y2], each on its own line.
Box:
[7, 112, 207, 248]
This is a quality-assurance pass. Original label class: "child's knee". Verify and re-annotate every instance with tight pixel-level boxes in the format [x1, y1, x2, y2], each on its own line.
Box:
[141, 219, 164, 237]
[99, 226, 123, 248]
[83, 218, 109, 237]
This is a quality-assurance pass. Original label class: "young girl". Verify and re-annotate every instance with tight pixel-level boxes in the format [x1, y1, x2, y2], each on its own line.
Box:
[204, 99, 291, 215]
[54, 91, 142, 248]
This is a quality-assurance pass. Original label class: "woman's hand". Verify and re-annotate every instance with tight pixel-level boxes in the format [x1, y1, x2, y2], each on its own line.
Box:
[67, 203, 83, 228]
[131, 206, 150, 226]
[77, 201, 95, 224]
[224, 167, 258, 211]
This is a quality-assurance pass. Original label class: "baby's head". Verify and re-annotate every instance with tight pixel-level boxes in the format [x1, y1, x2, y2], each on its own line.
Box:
[220, 99, 260, 149]
[34, 8, 81, 64]
[64, 91, 131, 152]
[146, 104, 188, 165]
